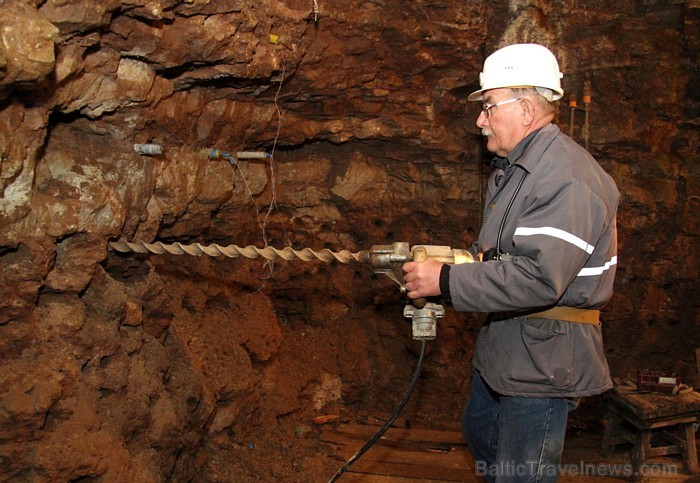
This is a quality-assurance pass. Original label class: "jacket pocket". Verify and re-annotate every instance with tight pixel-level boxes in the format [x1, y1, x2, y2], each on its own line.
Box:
[513, 319, 573, 387]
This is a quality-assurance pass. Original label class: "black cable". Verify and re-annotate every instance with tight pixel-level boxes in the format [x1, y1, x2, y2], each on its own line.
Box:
[495, 169, 528, 258]
[327, 337, 428, 482]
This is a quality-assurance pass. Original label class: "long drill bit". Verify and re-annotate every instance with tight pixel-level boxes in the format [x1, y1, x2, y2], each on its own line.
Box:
[109, 239, 369, 265]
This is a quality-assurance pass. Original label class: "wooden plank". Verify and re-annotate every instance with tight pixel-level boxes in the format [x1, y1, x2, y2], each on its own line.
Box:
[328, 432, 474, 469]
[345, 458, 475, 482]
[325, 423, 475, 481]
[331, 423, 466, 445]
[323, 433, 466, 458]
[339, 472, 465, 483]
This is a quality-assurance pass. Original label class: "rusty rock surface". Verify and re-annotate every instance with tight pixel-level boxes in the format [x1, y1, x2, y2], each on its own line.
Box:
[0, 0, 698, 481]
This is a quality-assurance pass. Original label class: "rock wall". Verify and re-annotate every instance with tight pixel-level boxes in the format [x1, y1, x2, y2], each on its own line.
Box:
[0, 0, 698, 481]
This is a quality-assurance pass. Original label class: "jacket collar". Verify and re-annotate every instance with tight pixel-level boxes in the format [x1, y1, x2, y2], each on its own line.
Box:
[510, 123, 561, 173]
[490, 125, 545, 171]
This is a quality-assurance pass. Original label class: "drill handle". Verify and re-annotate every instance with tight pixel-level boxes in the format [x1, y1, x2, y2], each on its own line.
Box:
[411, 246, 428, 309]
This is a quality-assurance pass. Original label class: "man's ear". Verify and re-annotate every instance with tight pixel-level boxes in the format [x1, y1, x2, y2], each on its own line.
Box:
[519, 97, 536, 126]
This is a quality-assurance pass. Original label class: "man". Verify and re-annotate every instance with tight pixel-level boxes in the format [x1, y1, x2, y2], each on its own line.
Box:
[402, 43, 619, 482]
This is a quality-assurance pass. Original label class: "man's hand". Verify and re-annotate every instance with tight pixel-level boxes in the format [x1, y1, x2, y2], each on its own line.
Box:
[402, 259, 444, 300]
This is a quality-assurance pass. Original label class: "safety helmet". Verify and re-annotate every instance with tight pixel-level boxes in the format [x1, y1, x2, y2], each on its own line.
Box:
[468, 44, 564, 101]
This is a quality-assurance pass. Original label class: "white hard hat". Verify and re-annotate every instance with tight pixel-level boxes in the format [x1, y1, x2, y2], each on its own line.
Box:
[468, 44, 564, 101]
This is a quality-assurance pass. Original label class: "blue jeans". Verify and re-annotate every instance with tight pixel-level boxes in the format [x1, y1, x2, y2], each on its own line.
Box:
[462, 371, 575, 483]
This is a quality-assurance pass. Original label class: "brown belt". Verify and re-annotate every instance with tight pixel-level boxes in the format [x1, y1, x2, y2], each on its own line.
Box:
[525, 306, 600, 325]
[490, 307, 601, 325]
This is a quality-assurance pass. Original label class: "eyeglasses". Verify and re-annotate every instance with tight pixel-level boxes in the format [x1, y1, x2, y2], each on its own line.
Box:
[481, 97, 522, 118]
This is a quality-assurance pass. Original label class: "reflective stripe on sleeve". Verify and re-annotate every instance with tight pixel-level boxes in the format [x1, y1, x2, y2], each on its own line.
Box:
[578, 256, 618, 277]
[514, 226, 595, 254]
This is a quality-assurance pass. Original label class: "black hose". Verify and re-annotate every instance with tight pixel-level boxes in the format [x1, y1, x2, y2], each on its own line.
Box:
[327, 337, 428, 482]
[495, 169, 527, 258]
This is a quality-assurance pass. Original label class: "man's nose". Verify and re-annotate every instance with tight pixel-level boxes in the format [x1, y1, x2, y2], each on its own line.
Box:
[476, 110, 488, 128]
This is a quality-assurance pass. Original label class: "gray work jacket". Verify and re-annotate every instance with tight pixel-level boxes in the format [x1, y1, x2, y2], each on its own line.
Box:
[450, 123, 619, 397]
